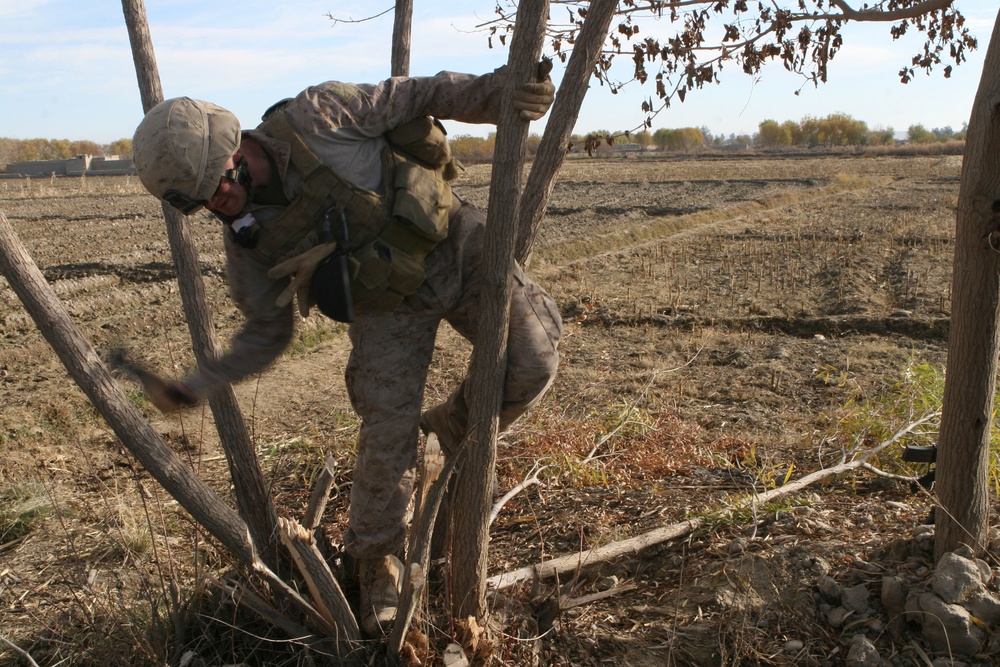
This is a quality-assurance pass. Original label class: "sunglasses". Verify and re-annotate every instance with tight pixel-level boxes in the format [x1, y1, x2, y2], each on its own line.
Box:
[163, 189, 208, 215]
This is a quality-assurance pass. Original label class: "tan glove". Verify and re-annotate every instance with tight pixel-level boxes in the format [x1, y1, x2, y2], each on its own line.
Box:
[513, 58, 555, 121]
[267, 242, 337, 316]
[138, 371, 198, 413]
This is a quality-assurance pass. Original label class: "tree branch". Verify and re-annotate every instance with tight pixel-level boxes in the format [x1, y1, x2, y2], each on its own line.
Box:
[827, 0, 953, 22]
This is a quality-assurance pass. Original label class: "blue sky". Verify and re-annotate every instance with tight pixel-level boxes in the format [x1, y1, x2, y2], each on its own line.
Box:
[0, 1, 994, 144]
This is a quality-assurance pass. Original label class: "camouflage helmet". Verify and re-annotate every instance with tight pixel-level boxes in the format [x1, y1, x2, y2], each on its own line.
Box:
[132, 97, 241, 211]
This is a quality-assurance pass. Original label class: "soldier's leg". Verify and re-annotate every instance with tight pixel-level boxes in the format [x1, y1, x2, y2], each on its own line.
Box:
[422, 264, 563, 455]
[343, 301, 441, 636]
[419, 200, 563, 454]
[343, 304, 440, 560]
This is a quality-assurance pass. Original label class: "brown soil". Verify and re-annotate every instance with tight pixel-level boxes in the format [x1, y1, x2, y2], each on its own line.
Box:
[0, 153, 986, 666]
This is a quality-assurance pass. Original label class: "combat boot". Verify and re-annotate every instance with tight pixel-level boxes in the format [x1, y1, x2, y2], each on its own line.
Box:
[358, 554, 403, 637]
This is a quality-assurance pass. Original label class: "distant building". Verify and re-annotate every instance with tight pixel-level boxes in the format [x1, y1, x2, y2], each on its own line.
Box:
[2, 154, 136, 178]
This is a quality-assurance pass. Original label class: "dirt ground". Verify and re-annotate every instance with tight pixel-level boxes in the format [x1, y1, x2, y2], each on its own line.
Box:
[0, 152, 987, 666]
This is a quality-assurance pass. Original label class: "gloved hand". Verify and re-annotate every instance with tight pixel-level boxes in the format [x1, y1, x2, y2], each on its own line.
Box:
[138, 371, 199, 413]
[267, 242, 337, 317]
[513, 58, 555, 121]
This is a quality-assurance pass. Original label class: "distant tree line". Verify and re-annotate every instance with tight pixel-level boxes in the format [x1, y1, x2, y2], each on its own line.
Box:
[0, 137, 133, 167]
[754, 114, 965, 149]
[2, 116, 965, 170]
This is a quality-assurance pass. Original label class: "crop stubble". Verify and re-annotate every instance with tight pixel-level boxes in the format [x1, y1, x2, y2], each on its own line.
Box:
[0, 154, 962, 664]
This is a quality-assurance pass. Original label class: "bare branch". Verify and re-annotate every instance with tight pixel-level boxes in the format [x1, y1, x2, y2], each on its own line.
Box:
[303, 456, 338, 531]
[0, 636, 40, 667]
[826, 0, 953, 22]
[326, 6, 394, 26]
[489, 462, 552, 526]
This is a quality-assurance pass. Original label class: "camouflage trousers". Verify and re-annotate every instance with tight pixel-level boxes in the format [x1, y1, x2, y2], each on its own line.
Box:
[342, 200, 563, 559]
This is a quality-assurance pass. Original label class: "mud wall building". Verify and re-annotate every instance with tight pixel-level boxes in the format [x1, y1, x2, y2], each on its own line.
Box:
[2, 155, 136, 178]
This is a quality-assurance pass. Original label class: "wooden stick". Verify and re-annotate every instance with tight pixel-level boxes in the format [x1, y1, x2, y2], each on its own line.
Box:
[278, 517, 360, 642]
[559, 582, 638, 610]
[389, 434, 456, 655]
[303, 456, 338, 531]
[489, 462, 550, 527]
[216, 578, 340, 656]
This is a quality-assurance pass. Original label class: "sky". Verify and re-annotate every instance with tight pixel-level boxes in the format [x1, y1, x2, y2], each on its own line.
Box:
[0, 1, 995, 145]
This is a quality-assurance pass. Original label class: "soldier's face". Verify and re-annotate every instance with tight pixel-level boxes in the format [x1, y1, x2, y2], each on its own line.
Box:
[207, 154, 248, 217]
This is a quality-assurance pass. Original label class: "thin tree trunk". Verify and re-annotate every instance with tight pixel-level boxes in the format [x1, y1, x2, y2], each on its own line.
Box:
[516, 0, 620, 266]
[391, 0, 413, 77]
[934, 8, 1000, 561]
[450, 0, 550, 622]
[121, 0, 280, 570]
[0, 211, 255, 567]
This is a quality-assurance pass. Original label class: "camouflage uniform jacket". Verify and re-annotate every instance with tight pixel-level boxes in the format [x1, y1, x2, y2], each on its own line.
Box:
[182, 69, 507, 396]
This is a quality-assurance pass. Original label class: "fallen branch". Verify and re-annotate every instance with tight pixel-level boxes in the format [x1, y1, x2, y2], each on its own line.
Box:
[488, 411, 940, 590]
[489, 461, 550, 527]
[0, 636, 40, 667]
[303, 456, 338, 531]
[580, 355, 701, 465]
[559, 582, 638, 611]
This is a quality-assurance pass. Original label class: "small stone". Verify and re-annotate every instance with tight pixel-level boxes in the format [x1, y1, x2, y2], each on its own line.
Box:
[846, 635, 881, 667]
[727, 537, 748, 554]
[595, 575, 619, 592]
[826, 606, 852, 628]
[842, 583, 871, 614]
[783, 639, 804, 652]
[817, 575, 843, 603]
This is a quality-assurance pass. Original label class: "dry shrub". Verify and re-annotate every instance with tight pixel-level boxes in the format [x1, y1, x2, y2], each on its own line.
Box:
[502, 401, 750, 488]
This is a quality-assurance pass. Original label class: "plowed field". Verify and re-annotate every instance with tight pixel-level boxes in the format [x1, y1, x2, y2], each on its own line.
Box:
[0, 153, 973, 666]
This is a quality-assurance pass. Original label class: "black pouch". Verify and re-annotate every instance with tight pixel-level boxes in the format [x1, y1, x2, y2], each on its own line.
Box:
[310, 208, 355, 323]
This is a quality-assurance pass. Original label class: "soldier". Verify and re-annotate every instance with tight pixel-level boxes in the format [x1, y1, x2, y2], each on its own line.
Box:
[131, 65, 562, 637]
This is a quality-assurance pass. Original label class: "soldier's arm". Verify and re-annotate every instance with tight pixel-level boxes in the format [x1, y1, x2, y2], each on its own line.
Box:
[181, 236, 296, 399]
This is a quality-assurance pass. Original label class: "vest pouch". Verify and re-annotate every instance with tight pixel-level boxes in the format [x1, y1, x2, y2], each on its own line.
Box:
[392, 160, 451, 243]
[352, 241, 393, 292]
[386, 117, 451, 168]
[385, 247, 426, 296]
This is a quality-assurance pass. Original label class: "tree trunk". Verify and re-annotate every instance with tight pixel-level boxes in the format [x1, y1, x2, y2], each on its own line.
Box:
[935, 9, 1000, 561]
[391, 0, 413, 77]
[450, 0, 550, 621]
[516, 0, 620, 266]
[121, 0, 280, 570]
[0, 211, 255, 567]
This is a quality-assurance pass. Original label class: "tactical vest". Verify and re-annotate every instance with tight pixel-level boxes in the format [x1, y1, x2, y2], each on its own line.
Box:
[253, 108, 455, 312]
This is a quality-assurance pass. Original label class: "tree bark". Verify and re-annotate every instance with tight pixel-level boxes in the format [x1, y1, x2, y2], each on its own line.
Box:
[0, 211, 255, 567]
[934, 8, 1000, 561]
[516, 0, 620, 266]
[121, 0, 280, 570]
[450, 0, 550, 621]
[391, 0, 413, 77]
